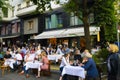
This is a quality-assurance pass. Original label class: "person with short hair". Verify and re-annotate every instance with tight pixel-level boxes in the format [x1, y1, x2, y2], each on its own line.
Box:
[3, 50, 12, 66]
[80, 49, 99, 80]
[12, 48, 23, 71]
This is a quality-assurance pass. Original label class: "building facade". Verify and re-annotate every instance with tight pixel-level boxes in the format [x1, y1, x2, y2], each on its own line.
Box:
[0, 0, 100, 48]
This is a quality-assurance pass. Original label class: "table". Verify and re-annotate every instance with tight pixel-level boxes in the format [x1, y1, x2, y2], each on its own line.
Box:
[62, 65, 85, 79]
[25, 60, 43, 71]
[47, 54, 62, 62]
[4, 59, 16, 69]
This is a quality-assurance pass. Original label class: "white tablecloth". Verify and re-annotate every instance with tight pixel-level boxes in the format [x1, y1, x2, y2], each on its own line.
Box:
[25, 60, 43, 71]
[4, 59, 16, 69]
[47, 55, 62, 62]
[62, 65, 85, 79]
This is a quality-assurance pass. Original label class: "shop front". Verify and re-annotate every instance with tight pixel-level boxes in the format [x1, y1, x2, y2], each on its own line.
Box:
[34, 26, 100, 48]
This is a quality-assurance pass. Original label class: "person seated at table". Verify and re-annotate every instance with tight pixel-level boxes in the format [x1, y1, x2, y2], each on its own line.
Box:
[35, 45, 42, 55]
[12, 48, 23, 71]
[56, 45, 64, 55]
[80, 49, 99, 80]
[8, 48, 15, 58]
[74, 48, 82, 64]
[36, 51, 49, 78]
[19, 51, 34, 78]
[59, 50, 71, 80]
[3, 50, 12, 66]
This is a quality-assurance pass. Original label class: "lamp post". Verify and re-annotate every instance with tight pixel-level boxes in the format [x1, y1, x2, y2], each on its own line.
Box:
[117, 22, 120, 48]
[116, 0, 120, 49]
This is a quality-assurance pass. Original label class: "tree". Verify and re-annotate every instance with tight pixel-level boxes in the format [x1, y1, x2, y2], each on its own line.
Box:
[31, 0, 116, 50]
[94, 0, 116, 43]
[0, 0, 10, 19]
[63, 0, 95, 50]
[114, 0, 120, 23]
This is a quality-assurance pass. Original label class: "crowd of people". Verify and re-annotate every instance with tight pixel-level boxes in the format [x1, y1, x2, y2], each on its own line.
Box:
[0, 42, 120, 80]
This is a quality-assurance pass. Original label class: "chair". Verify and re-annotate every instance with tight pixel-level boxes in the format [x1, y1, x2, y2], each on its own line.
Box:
[62, 74, 79, 80]
[41, 60, 51, 76]
[0, 60, 4, 66]
[32, 60, 51, 76]
[0, 61, 10, 76]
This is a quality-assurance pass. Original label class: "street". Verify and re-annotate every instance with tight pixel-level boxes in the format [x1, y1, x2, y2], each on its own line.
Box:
[0, 70, 60, 80]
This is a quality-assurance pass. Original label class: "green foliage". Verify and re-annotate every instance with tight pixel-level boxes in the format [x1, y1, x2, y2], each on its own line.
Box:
[93, 48, 109, 63]
[94, 0, 116, 27]
[93, 48, 109, 75]
[30, 0, 53, 13]
[114, 0, 120, 22]
[63, 0, 83, 20]
[105, 26, 117, 42]
[94, 0, 117, 42]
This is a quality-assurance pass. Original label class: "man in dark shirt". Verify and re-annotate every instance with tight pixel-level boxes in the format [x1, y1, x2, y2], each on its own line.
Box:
[4, 51, 11, 59]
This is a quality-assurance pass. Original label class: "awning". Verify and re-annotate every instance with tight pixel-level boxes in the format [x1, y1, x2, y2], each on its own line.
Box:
[34, 26, 100, 39]
[0, 35, 20, 39]
[56, 26, 100, 38]
[34, 29, 66, 39]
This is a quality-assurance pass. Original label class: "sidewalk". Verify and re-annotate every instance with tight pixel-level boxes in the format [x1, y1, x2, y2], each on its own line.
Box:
[0, 70, 60, 80]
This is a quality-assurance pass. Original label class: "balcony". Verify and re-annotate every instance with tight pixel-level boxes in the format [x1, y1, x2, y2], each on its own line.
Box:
[16, 5, 37, 16]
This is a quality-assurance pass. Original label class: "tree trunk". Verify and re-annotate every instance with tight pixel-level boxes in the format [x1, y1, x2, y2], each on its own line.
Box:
[82, 0, 91, 51]
[83, 17, 91, 51]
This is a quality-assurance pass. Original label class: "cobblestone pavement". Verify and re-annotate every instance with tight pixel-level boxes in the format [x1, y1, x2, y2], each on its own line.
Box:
[0, 70, 60, 80]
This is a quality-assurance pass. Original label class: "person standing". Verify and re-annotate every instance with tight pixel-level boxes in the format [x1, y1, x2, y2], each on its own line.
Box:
[107, 44, 120, 80]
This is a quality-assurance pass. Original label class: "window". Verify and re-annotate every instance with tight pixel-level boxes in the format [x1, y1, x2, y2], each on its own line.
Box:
[57, 14, 63, 28]
[17, 4, 21, 11]
[0, 8, 2, 16]
[45, 13, 63, 29]
[12, 6, 14, 17]
[1, 27, 5, 35]
[45, 16, 51, 29]
[89, 13, 94, 23]
[17, 22, 20, 33]
[5, 26, 9, 34]
[26, 1, 30, 7]
[28, 20, 34, 30]
[2, 7, 8, 17]
[70, 13, 83, 26]
[12, 23, 18, 34]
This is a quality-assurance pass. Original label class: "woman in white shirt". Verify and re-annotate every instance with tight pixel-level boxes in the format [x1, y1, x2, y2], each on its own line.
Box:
[56, 45, 64, 55]
[12, 49, 23, 71]
[59, 52, 71, 80]
[19, 51, 34, 78]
